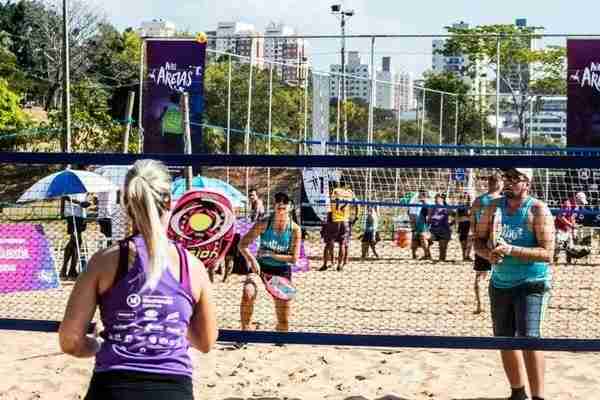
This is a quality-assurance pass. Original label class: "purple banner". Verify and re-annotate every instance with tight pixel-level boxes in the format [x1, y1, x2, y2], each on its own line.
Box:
[0, 224, 59, 294]
[567, 39, 600, 147]
[236, 218, 310, 273]
[142, 40, 206, 153]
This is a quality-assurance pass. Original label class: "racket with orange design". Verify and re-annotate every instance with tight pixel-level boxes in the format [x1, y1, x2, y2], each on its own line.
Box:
[168, 190, 236, 269]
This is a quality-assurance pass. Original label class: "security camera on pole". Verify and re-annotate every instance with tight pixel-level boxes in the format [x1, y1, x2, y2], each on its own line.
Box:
[331, 4, 354, 146]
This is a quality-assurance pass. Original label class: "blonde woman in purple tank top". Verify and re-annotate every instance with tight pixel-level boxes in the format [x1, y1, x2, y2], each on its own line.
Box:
[59, 159, 218, 400]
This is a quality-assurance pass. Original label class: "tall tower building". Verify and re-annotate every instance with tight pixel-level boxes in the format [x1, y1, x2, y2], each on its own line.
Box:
[376, 57, 394, 109]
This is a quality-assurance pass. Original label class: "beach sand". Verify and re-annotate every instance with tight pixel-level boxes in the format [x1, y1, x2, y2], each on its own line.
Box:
[0, 330, 599, 399]
[1, 236, 600, 399]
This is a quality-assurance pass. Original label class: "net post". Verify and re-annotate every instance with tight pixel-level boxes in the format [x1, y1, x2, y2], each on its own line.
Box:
[245, 45, 255, 199]
[439, 93, 444, 154]
[122, 91, 135, 154]
[367, 36, 376, 200]
[267, 61, 274, 212]
[226, 53, 232, 184]
[495, 34, 502, 154]
[454, 96, 459, 147]
[303, 64, 309, 156]
[180, 93, 193, 191]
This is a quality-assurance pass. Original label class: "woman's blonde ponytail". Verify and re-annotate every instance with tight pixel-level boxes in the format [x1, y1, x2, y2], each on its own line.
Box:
[123, 160, 172, 291]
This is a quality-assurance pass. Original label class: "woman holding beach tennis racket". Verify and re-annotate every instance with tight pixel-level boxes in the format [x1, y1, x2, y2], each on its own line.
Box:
[238, 191, 302, 332]
[59, 159, 217, 400]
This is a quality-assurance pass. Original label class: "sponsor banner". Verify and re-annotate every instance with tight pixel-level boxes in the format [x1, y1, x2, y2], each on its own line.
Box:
[567, 39, 600, 147]
[142, 40, 206, 153]
[0, 224, 59, 294]
[300, 168, 340, 227]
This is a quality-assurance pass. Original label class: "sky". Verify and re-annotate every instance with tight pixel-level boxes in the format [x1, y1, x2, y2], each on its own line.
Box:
[99, 0, 599, 78]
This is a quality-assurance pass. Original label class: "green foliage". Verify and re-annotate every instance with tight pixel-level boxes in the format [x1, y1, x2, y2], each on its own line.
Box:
[48, 81, 139, 153]
[441, 24, 566, 146]
[203, 61, 306, 155]
[422, 71, 494, 145]
[328, 98, 437, 147]
[529, 46, 567, 95]
[0, 78, 27, 130]
[87, 25, 141, 87]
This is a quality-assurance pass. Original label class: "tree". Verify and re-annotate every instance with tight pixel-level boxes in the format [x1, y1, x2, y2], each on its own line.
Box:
[203, 60, 306, 155]
[0, 30, 17, 77]
[441, 24, 566, 146]
[19, 0, 106, 110]
[422, 71, 494, 145]
[0, 78, 28, 130]
[47, 80, 138, 152]
[87, 25, 140, 87]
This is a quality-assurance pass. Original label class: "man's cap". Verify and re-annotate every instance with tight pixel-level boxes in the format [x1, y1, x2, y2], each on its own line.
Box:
[512, 168, 533, 182]
[575, 192, 588, 205]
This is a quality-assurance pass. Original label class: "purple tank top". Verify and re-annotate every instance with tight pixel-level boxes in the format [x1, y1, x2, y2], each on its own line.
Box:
[94, 235, 194, 377]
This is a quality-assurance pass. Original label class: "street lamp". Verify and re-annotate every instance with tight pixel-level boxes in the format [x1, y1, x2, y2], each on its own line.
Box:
[331, 4, 354, 144]
[63, 0, 71, 154]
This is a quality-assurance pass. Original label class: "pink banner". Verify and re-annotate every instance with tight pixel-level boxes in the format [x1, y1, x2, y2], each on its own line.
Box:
[0, 224, 59, 294]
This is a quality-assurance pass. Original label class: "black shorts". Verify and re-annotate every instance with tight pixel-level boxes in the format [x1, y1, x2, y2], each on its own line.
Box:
[258, 260, 292, 281]
[473, 255, 491, 271]
[489, 281, 551, 338]
[98, 218, 112, 238]
[362, 231, 376, 244]
[67, 216, 87, 235]
[332, 221, 350, 244]
[85, 370, 193, 400]
[458, 221, 471, 242]
[430, 228, 451, 242]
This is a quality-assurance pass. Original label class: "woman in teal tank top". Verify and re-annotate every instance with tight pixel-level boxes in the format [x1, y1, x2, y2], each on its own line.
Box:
[239, 192, 302, 332]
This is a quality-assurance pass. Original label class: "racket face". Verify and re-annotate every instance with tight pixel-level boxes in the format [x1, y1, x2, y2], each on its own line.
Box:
[262, 273, 296, 301]
[168, 190, 236, 268]
[489, 207, 503, 249]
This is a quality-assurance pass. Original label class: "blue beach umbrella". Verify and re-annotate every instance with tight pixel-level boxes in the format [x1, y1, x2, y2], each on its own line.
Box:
[17, 169, 118, 203]
[17, 169, 118, 275]
[171, 176, 247, 208]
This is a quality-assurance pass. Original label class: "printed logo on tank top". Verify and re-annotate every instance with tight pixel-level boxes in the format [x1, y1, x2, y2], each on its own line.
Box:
[263, 239, 289, 254]
[500, 225, 525, 242]
[108, 290, 184, 359]
[126, 294, 141, 308]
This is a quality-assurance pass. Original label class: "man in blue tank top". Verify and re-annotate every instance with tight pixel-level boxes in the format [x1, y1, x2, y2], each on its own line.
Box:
[474, 168, 555, 400]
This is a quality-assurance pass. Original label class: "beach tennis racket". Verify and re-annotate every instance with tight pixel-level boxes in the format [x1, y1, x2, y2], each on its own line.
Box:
[168, 189, 236, 269]
[488, 206, 504, 249]
[260, 273, 296, 301]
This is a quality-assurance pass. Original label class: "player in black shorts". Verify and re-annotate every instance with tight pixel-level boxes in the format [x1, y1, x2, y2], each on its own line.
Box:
[470, 172, 503, 314]
[456, 192, 473, 261]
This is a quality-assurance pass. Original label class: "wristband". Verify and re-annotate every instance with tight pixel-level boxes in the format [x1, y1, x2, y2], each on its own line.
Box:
[506, 245, 513, 256]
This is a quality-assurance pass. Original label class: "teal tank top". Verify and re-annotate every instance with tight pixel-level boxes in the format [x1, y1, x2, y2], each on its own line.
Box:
[491, 197, 551, 288]
[258, 216, 293, 268]
[474, 193, 493, 223]
[415, 206, 429, 233]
